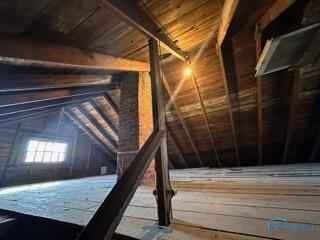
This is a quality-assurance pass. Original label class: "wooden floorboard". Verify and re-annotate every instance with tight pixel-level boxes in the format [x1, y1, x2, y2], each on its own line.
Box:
[0, 164, 320, 239]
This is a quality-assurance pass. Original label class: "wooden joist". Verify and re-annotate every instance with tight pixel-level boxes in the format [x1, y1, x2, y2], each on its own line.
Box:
[0, 35, 149, 72]
[0, 85, 111, 108]
[90, 100, 118, 135]
[0, 74, 116, 92]
[190, 73, 221, 167]
[77, 130, 164, 240]
[162, 76, 203, 166]
[104, 93, 120, 115]
[218, 44, 240, 166]
[100, 0, 187, 61]
[77, 105, 118, 148]
[0, 92, 104, 117]
[64, 109, 115, 159]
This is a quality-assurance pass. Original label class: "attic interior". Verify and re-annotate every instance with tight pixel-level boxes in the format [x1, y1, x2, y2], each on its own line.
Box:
[0, 0, 320, 239]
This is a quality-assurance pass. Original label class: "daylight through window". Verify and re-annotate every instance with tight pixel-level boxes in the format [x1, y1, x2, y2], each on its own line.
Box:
[25, 140, 68, 163]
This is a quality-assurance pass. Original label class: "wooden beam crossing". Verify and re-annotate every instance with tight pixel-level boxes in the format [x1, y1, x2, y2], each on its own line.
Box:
[100, 0, 188, 61]
[0, 35, 149, 72]
[77, 130, 164, 240]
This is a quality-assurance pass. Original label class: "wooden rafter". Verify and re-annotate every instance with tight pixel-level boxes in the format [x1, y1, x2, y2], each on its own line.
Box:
[104, 93, 119, 114]
[191, 73, 221, 167]
[0, 35, 149, 72]
[218, 44, 240, 166]
[90, 100, 118, 135]
[162, 75, 203, 166]
[167, 129, 188, 168]
[64, 109, 115, 159]
[100, 0, 188, 61]
[77, 105, 118, 148]
[1, 74, 115, 92]
[283, 70, 302, 164]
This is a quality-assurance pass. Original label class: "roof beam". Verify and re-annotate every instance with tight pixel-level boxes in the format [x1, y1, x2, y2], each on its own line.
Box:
[90, 100, 118, 135]
[218, 44, 240, 166]
[100, 0, 187, 61]
[64, 109, 116, 159]
[190, 73, 222, 167]
[0, 85, 111, 108]
[77, 105, 118, 148]
[0, 74, 116, 92]
[0, 91, 104, 117]
[0, 34, 149, 72]
[162, 76, 203, 166]
[104, 93, 119, 114]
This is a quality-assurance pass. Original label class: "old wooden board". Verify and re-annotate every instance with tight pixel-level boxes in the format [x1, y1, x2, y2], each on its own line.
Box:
[0, 164, 320, 239]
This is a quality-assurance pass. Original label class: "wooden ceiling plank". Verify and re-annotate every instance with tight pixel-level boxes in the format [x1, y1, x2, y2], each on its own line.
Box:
[0, 34, 149, 72]
[104, 93, 120, 114]
[162, 76, 203, 166]
[190, 73, 222, 167]
[167, 129, 188, 168]
[283, 70, 302, 164]
[90, 100, 118, 135]
[77, 105, 118, 148]
[99, 0, 188, 61]
[64, 109, 116, 159]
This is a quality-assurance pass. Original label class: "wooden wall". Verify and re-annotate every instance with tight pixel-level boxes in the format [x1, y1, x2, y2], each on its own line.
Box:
[0, 111, 115, 187]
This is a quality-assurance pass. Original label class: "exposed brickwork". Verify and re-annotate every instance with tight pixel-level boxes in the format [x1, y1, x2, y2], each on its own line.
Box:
[117, 72, 155, 184]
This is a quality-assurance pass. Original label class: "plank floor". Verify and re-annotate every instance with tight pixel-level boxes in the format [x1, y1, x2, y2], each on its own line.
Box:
[0, 163, 320, 239]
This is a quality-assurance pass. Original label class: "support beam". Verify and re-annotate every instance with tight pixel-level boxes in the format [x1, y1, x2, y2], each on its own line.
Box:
[0, 35, 149, 72]
[190, 73, 221, 167]
[167, 129, 188, 168]
[0, 92, 104, 117]
[90, 100, 118, 135]
[77, 105, 118, 148]
[64, 109, 115, 159]
[149, 38, 174, 226]
[0, 107, 61, 125]
[162, 76, 203, 166]
[77, 130, 164, 240]
[0, 74, 115, 92]
[218, 44, 240, 166]
[104, 93, 120, 114]
[283, 70, 301, 164]
[217, 0, 240, 48]
[100, 0, 187, 61]
[0, 85, 112, 108]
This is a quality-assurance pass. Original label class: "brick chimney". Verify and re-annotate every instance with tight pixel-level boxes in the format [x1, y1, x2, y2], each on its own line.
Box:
[117, 72, 155, 184]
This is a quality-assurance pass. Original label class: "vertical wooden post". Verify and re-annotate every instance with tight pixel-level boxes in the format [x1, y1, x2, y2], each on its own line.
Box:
[149, 38, 173, 226]
[69, 130, 78, 178]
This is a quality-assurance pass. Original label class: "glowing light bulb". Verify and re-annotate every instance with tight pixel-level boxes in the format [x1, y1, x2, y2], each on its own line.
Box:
[183, 67, 193, 77]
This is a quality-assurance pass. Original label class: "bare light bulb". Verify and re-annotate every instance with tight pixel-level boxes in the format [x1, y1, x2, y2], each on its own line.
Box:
[183, 67, 193, 77]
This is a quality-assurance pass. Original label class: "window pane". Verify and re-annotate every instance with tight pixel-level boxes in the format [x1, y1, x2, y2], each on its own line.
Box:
[25, 151, 36, 163]
[35, 151, 44, 162]
[25, 140, 68, 163]
[27, 140, 38, 151]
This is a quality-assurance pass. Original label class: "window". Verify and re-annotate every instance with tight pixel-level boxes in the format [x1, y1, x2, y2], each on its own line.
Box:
[25, 140, 68, 163]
